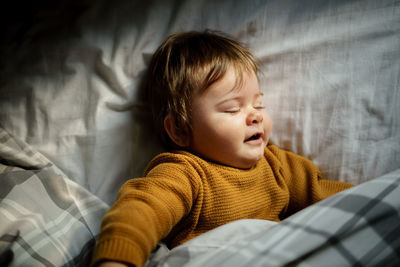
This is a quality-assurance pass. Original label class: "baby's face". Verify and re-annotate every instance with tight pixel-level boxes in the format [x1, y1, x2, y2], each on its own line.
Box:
[188, 67, 271, 169]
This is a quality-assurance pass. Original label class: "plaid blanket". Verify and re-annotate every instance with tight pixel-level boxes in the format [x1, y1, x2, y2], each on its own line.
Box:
[148, 169, 400, 267]
[0, 127, 108, 266]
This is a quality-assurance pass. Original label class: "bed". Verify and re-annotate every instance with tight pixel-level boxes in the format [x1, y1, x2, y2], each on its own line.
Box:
[0, 0, 399, 266]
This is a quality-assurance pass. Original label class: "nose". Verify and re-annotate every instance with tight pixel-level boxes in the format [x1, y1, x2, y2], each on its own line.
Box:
[246, 109, 263, 125]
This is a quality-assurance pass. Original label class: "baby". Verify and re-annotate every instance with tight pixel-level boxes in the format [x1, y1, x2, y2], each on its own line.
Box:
[91, 30, 353, 267]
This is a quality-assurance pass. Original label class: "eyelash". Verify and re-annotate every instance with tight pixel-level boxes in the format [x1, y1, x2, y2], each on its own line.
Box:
[224, 106, 265, 113]
[224, 109, 240, 114]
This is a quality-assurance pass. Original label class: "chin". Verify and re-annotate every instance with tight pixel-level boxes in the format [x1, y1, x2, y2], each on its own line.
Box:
[236, 156, 263, 169]
[249, 151, 265, 165]
[216, 149, 265, 169]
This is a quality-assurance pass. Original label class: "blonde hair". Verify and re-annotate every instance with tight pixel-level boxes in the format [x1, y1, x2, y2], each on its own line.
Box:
[145, 30, 259, 148]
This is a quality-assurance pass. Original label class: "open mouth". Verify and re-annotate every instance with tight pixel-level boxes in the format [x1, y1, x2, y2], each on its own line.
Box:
[245, 133, 262, 142]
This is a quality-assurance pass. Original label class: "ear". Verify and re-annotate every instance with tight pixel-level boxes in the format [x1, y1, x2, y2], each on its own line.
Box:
[164, 114, 190, 147]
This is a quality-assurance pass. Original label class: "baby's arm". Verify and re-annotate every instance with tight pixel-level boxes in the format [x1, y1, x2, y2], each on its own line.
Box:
[266, 145, 353, 215]
[92, 161, 198, 267]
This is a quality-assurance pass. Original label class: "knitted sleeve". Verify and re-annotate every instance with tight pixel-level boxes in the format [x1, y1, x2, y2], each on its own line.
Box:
[267, 145, 353, 217]
[91, 155, 200, 267]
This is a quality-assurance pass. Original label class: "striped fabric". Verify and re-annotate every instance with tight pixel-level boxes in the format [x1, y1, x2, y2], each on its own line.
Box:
[147, 169, 400, 267]
[0, 127, 108, 266]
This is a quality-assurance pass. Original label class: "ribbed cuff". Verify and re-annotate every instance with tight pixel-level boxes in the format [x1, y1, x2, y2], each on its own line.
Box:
[91, 238, 145, 267]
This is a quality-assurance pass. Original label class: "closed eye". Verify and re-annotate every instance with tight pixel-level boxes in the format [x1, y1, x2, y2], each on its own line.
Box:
[254, 106, 265, 110]
[224, 109, 240, 113]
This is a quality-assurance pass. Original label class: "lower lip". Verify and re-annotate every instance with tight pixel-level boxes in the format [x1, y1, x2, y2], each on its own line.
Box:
[245, 137, 264, 145]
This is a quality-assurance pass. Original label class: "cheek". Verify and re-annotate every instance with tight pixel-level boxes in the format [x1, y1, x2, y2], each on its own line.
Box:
[217, 115, 245, 134]
[207, 118, 237, 138]
[263, 112, 272, 133]
[200, 115, 243, 142]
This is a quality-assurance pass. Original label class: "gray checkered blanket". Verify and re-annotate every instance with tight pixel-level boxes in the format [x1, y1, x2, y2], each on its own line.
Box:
[147, 169, 400, 267]
[0, 128, 108, 266]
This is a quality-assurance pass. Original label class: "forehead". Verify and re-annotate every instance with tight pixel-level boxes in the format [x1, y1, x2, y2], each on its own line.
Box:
[200, 67, 260, 99]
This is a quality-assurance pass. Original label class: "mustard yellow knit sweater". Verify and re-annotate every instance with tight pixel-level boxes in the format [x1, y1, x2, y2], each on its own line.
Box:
[92, 145, 353, 267]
